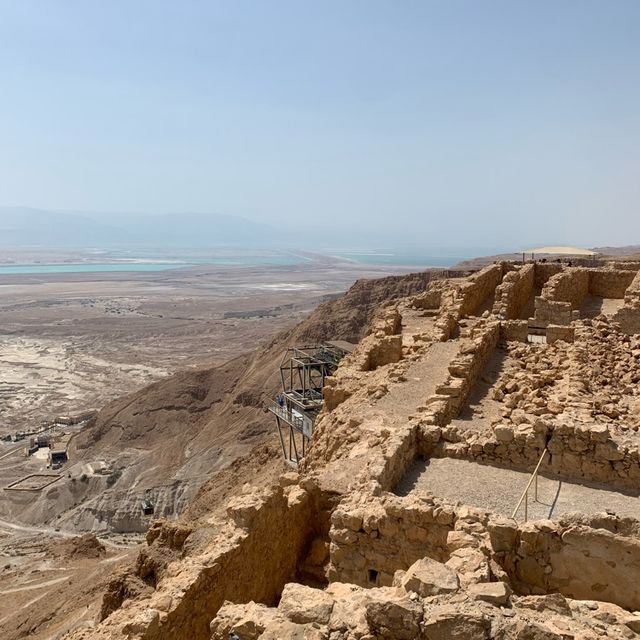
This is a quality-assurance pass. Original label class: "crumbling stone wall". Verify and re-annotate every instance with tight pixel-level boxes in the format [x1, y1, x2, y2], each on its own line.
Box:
[492, 264, 535, 320]
[116, 482, 319, 640]
[533, 269, 589, 327]
[458, 263, 504, 316]
[614, 308, 640, 334]
[419, 420, 640, 491]
[545, 324, 575, 343]
[534, 267, 640, 328]
[329, 494, 456, 588]
[613, 269, 640, 334]
[352, 307, 403, 372]
[500, 320, 529, 342]
[533, 263, 563, 289]
[330, 492, 640, 612]
[589, 269, 636, 298]
[421, 321, 500, 426]
[608, 261, 640, 271]
[489, 515, 640, 611]
[376, 425, 420, 493]
[533, 298, 574, 326]
[324, 307, 404, 411]
[543, 268, 590, 308]
[410, 285, 443, 311]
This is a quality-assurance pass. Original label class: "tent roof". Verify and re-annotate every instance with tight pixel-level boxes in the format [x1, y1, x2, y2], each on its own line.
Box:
[523, 245, 598, 256]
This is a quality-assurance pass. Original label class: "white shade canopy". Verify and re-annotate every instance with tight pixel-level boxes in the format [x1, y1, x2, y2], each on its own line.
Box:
[523, 245, 597, 256]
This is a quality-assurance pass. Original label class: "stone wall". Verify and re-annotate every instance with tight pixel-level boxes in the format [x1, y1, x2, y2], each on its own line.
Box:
[354, 307, 403, 372]
[492, 264, 535, 320]
[589, 269, 636, 298]
[533, 268, 639, 328]
[533, 268, 590, 327]
[542, 268, 590, 309]
[118, 482, 320, 640]
[419, 419, 640, 491]
[489, 515, 640, 611]
[421, 321, 500, 427]
[545, 324, 575, 343]
[330, 492, 640, 612]
[329, 494, 456, 588]
[608, 261, 640, 271]
[613, 269, 640, 334]
[613, 308, 640, 335]
[458, 264, 504, 316]
[533, 263, 562, 289]
[532, 297, 574, 327]
[500, 320, 529, 342]
[324, 307, 403, 411]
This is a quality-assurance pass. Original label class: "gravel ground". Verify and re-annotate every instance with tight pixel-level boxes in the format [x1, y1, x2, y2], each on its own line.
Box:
[397, 457, 640, 521]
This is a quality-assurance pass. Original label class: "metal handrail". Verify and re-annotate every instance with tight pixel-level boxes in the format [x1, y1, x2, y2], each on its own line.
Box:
[511, 449, 548, 522]
[268, 402, 315, 437]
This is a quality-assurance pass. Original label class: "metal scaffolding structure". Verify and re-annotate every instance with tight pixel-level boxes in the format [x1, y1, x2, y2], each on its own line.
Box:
[268, 341, 354, 467]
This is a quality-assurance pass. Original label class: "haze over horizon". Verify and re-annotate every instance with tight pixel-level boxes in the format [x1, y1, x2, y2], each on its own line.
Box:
[1, 1, 639, 249]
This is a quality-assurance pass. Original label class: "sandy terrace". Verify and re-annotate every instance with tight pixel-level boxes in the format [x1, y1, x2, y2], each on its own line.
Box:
[398, 457, 640, 520]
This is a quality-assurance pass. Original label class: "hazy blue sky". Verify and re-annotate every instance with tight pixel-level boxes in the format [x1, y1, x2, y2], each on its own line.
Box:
[0, 1, 638, 249]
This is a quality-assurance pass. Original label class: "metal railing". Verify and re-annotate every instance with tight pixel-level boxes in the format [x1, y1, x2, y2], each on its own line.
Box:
[268, 402, 315, 438]
[511, 449, 548, 522]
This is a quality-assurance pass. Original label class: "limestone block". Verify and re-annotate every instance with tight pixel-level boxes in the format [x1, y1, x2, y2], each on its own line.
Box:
[421, 607, 488, 640]
[493, 425, 514, 442]
[365, 594, 422, 640]
[595, 442, 625, 461]
[487, 517, 518, 553]
[259, 620, 328, 640]
[435, 378, 464, 397]
[445, 548, 490, 585]
[467, 581, 512, 606]
[210, 601, 282, 640]
[326, 582, 370, 636]
[446, 530, 477, 552]
[400, 558, 459, 597]
[278, 583, 334, 625]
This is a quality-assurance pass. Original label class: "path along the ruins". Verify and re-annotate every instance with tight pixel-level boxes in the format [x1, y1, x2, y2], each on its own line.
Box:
[397, 457, 640, 521]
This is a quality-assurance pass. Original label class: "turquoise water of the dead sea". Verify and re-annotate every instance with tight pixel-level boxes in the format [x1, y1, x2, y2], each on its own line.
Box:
[0, 251, 465, 275]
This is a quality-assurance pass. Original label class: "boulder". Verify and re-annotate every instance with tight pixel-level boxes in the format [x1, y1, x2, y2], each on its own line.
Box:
[421, 606, 488, 639]
[278, 583, 334, 625]
[260, 620, 328, 640]
[401, 558, 459, 597]
[210, 601, 282, 640]
[365, 595, 422, 639]
[467, 581, 512, 606]
[445, 548, 490, 585]
[487, 517, 518, 553]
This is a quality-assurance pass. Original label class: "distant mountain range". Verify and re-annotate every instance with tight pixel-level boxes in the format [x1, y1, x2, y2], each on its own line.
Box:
[0, 207, 281, 247]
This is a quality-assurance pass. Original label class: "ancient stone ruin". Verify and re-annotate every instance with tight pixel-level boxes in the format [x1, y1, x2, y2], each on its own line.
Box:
[66, 259, 640, 640]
